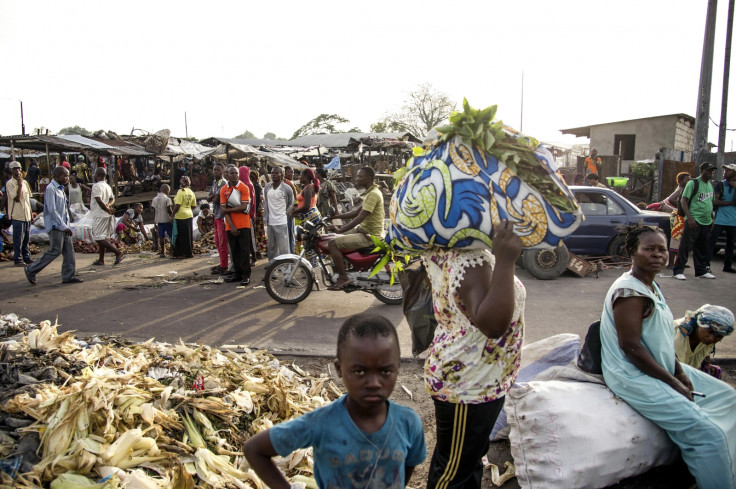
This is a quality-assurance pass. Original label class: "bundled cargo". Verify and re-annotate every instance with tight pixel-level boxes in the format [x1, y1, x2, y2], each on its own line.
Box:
[0, 313, 339, 488]
[386, 101, 582, 254]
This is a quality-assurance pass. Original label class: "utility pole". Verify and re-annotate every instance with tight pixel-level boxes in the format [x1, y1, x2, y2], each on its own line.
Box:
[184, 111, 189, 139]
[717, 0, 735, 176]
[693, 0, 718, 165]
[20, 101, 25, 135]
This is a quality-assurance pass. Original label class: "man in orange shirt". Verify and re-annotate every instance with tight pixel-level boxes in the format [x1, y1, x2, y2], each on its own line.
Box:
[220, 165, 252, 286]
[585, 148, 601, 175]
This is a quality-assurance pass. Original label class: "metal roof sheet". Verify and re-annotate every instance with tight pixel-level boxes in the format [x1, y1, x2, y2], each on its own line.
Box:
[287, 132, 419, 148]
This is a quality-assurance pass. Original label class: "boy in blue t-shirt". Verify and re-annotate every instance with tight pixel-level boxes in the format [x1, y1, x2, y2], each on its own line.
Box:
[244, 313, 426, 489]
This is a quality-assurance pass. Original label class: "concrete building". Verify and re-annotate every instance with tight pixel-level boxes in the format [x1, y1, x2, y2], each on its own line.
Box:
[560, 113, 695, 172]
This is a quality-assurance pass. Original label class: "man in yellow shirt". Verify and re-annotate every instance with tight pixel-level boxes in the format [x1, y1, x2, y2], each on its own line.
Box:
[328, 167, 384, 289]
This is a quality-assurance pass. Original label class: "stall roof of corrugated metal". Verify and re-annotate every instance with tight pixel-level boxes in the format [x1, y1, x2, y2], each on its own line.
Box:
[82, 136, 153, 156]
[199, 137, 290, 147]
[287, 132, 420, 148]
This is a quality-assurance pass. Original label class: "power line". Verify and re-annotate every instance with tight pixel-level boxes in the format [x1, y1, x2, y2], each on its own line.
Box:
[709, 115, 736, 130]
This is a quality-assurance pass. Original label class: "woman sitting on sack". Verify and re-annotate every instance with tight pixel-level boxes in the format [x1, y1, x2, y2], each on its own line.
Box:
[600, 224, 736, 489]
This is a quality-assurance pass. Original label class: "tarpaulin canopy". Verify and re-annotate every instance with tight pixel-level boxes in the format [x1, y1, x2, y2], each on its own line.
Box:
[164, 138, 217, 160]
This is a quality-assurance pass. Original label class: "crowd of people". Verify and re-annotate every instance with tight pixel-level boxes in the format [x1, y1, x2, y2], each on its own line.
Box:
[2, 153, 736, 488]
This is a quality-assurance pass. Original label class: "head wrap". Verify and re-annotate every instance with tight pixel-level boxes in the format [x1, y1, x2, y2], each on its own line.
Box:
[238, 166, 256, 218]
[302, 168, 320, 192]
[675, 304, 735, 337]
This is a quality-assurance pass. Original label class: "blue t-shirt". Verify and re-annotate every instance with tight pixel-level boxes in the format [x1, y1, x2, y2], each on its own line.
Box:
[714, 180, 736, 226]
[269, 395, 426, 489]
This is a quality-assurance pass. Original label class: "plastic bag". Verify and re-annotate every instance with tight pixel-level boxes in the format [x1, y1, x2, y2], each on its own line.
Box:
[399, 262, 437, 356]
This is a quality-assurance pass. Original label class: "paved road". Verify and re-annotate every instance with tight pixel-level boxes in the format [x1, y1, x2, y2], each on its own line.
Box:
[2, 250, 735, 358]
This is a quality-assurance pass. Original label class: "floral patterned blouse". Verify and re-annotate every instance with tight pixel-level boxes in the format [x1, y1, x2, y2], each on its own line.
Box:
[422, 248, 526, 404]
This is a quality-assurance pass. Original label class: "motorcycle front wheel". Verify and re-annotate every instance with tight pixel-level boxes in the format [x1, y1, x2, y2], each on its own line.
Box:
[265, 259, 314, 304]
[373, 284, 403, 305]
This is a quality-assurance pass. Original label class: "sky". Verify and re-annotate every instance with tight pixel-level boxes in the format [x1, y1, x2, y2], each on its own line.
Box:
[1, 0, 735, 151]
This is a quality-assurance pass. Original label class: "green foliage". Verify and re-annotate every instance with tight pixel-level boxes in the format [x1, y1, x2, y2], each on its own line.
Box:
[369, 120, 405, 133]
[368, 235, 415, 285]
[290, 114, 350, 140]
[263, 132, 288, 141]
[59, 125, 92, 136]
[234, 130, 256, 139]
[347, 127, 362, 133]
[437, 99, 577, 213]
[630, 161, 654, 177]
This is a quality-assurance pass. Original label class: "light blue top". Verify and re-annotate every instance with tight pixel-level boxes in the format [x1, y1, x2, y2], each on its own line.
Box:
[43, 179, 70, 233]
[715, 180, 736, 226]
[269, 395, 426, 489]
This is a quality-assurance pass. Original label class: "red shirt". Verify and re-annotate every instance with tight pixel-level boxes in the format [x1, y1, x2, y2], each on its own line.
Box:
[220, 181, 251, 230]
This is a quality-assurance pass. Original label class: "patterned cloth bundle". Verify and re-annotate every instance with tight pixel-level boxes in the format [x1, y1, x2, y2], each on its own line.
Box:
[386, 104, 583, 254]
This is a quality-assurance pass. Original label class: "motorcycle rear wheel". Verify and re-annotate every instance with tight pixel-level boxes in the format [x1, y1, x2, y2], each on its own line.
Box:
[373, 285, 403, 305]
[265, 259, 314, 304]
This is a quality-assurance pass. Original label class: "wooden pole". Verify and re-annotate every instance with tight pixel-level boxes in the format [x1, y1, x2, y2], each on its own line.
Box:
[692, 0, 718, 164]
[717, 0, 735, 176]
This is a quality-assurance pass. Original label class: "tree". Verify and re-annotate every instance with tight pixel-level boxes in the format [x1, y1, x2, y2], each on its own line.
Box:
[263, 132, 277, 140]
[384, 83, 456, 138]
[369, 120, 405, 133]
[59, 125, 92, 136]
[234, 130, 255, 139]
[290, 114, 350, 140]
[347, 126, 362, 133]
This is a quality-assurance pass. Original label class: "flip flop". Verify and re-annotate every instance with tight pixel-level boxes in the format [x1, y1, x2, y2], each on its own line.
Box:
[91, 260, 105, 266]
[113, 255, 125, 266]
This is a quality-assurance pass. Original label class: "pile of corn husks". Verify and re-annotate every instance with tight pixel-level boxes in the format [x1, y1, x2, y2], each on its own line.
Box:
[0, 313, 341, 488]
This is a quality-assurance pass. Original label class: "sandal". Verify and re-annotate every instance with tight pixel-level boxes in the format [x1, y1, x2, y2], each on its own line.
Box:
[327, 281, 353, 291]
[113, 255, 125, 266]
[91, 260, 105, 266]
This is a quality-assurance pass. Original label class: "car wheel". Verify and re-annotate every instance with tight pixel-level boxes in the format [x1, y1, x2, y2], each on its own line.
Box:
[607, 236, 628, 257]
[522, 245, 570, 280]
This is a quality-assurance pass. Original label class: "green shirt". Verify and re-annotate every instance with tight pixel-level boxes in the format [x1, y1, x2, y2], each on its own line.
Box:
[681, 177, 714, 225]
[358, 184, 385, 236]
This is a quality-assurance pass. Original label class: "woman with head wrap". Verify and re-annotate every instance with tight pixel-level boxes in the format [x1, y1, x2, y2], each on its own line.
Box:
[249, 169, 268, 259]
[674, 304, 734, 379]
[666, 172, 691, 268]
[239, 165, 258, 265]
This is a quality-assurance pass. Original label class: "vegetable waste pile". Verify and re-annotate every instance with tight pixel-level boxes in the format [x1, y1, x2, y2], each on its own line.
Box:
[73, 239, 210, 255]
[0, 244, 41, 263]
[0, 313, 341, 488]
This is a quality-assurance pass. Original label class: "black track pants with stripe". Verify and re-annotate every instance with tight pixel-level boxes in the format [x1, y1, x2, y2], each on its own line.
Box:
[427, 397, 505, 489]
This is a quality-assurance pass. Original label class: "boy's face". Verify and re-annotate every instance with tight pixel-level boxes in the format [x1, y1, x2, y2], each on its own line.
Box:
[335, 334, 399, 410]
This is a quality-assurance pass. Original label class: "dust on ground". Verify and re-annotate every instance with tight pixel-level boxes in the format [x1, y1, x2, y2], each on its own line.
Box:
[280, 355, 736, 489]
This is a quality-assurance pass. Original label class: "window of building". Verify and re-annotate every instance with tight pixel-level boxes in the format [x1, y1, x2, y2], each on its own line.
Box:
[613, 134, 636, 160]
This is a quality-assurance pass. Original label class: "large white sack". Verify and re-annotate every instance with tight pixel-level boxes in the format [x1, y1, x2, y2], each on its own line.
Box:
[506, 370, 679, 489]
[491, 333, 580, 440]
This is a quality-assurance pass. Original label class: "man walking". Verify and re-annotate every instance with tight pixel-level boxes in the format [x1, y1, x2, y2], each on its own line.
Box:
[673, 162, 717, 280]
[709, 163, 736, 273]
[208, 163, 229, 274]
[90, 167, 124, 266]
[219, 166, 252, 286]
[6, 161, 33, 267]
[24, 166, 82, 285]
[263, 166, 294, 263]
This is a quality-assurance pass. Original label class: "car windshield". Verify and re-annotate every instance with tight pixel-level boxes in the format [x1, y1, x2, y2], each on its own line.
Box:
[571, 186, 641, 214]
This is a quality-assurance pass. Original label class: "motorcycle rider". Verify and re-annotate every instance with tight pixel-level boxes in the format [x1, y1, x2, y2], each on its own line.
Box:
[327, 166, 384, 290]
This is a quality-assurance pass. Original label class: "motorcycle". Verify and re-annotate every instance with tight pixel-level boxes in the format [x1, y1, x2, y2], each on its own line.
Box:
[264, 217, 403, 305]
